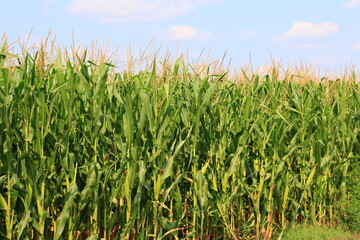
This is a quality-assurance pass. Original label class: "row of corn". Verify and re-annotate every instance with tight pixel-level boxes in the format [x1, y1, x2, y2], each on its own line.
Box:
[0, 44, 359, 239]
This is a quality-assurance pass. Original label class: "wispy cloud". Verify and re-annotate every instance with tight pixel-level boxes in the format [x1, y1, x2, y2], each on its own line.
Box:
[294, 43, 323, 49]
[354, 40, 360, 50]
[40, 0, 58, 12]
[160, 25, 213, 41]
[273, 21, 339, 40]
[67, 0, 219, 23]
[39, 0, 57, 3]
[343, 0, 360, 8]
[237, 30, 256, 40]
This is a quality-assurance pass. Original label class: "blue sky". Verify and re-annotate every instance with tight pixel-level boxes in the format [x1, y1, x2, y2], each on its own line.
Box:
[1, 0, 360, 72]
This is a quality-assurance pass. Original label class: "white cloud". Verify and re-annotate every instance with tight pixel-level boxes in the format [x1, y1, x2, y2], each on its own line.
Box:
[343, 0, 360, 8]
[39, 0, 57, 3]
[237, 30, 256, 40]
[161, 25, 212, 41]
[67, 0, 219, 23]
[274, 21, 339, 40]
[40, 0, 58, 12]
[294, 43, 322, 49]
[354, 41, 360, 50]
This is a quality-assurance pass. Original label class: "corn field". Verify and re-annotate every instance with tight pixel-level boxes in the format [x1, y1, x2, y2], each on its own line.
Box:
[0, 43, 359, 239]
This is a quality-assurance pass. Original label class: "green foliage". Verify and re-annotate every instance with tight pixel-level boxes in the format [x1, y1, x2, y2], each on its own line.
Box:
[281, 224, 355, 240]
[347, 166, 360, 231]
[0, 44, 359, 239]
[337, 163, 360, 232]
